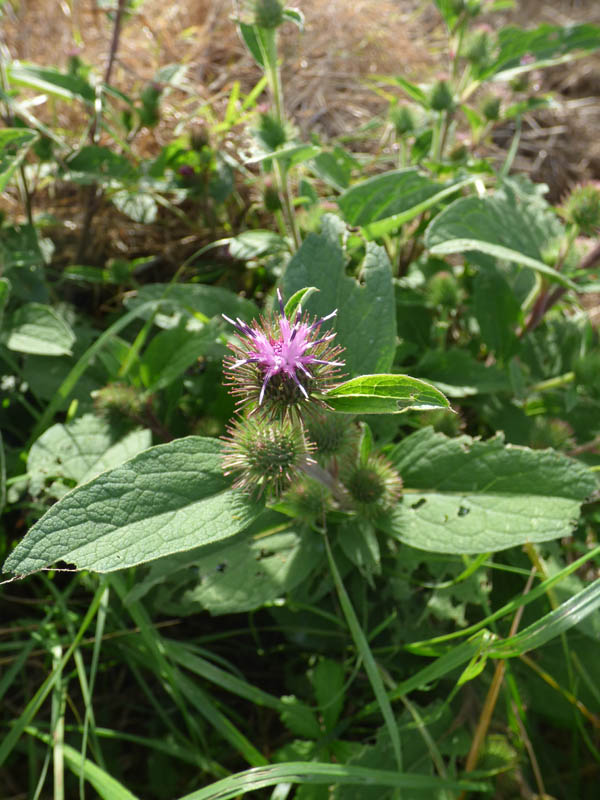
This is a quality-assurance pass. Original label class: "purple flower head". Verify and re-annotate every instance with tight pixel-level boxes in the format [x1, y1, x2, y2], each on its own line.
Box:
[222, 290, 345, 418]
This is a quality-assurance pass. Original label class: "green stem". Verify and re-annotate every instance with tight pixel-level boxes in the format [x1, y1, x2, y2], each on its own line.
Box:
[257, 26, 301, 250]
[324, 532, 403, 773]
[529, 371, 575, 393]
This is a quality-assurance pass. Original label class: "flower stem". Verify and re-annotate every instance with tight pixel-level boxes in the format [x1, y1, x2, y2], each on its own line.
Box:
[257, 26, 301, 250]
[324, 532, 403, 774]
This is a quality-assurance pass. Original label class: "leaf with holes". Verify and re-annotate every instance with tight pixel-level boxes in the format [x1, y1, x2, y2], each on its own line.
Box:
[381, 428, 596, 554]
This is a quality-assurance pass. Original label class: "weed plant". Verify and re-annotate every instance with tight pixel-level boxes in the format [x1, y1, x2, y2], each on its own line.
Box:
[1, 1, 600, 798]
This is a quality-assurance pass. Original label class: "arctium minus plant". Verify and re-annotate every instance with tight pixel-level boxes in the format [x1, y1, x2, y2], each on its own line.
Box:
[222, 289, 345, 421]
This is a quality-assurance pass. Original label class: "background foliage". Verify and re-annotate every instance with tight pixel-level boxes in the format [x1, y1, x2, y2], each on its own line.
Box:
[2, 1, 600, 798]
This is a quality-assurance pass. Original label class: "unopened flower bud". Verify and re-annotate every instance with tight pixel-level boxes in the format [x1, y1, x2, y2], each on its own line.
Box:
[426, 270, 459, 308]
[252, 0, 284, 29]
[342, 454, 403, 515]
[429, 80, 455, 113]
[563, 183, 600, 235]
[222, 415, 315, 497]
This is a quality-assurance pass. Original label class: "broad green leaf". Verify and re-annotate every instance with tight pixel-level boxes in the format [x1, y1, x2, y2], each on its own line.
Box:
[312, 659, 346, 733]
[479, 23, 600, 82]
[382, 428, 596, 554]
[3, 437, 263, 575]
[311, 147, 358, 192]
[362, 178, 475, 240]
[414, 349, 510, 397]
[0, 278, 10, 328]
[280, 696, 321, 739]
[8, 62, 95, 102]
[338, 169, 442, 229]
[140, 321, 222, 391]
[324, 374, 450, 414]
[0, 224, 44, 271]
[281, 232, 396, 376]
[4, 302, 75, 356]
[112, 189, 158, 223]
[27, 414, 151, 498]
[124, 283, 258, 329]
[65, 145, 136, 184]
[228, 230, 288, 260]
[150, 529, 323, 615]
[425, 194, 574, 287]
[0, 128, 38, 192]
[473, 266, 520, 360]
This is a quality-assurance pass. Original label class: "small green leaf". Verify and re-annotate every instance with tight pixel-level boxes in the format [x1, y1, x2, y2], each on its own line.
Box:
[362, 178, 474, 240]
[140, 322, 221, 392]
[283, 287, 320, 319]
[282, 8, 304, 30]
[0, 128, 39, 192]
[0, 278, 10, 328]
[280, 696, 321, 739]
[228, 230, 288, 260]
[4, 303, 75, 356]
[238, 21, 264, 66]
[8, 62, 95, 102]
[311, 147, 358, 192]
[112, 190, 158, 223]
[473, 267, 520, 360]
[324, 374, 450, 415]
[66, 146, 136, 184]
[371, 75, 429, 107]
[312, 659, 345, 732]
[246, 143, 321, 166]
[480, 23, 600, 82]
[0, 224, 44, 271]
[3, 437, 264, 575]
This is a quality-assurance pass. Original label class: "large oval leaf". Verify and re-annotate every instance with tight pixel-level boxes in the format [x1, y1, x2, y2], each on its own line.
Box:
[381, 428, 597, 554]
[3, 437, 263, 576]
[425, 194, 574, 288]
[281, 230, 397, 376]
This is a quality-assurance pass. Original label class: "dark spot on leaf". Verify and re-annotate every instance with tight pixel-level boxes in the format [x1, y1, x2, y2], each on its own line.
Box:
[458, 506, 470, 517]
[411, 498, 426, 510]
[216, 562, 227, 573]
[257, 549, 275, 561]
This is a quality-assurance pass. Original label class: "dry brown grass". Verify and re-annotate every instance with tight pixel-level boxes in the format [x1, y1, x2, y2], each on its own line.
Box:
[2, 0, 600, 250]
